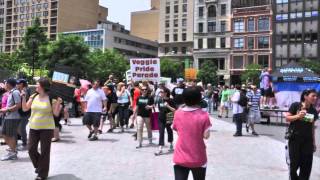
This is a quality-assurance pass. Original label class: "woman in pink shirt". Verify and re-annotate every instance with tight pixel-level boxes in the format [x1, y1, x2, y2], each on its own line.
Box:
[173, 87, 212, 180]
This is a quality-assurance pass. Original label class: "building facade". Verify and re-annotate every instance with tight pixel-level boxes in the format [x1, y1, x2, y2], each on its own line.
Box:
[64, 21, 158, 59]
[193, 0, 232, 85]
[3, 0, 108, 52]
[230, 0, 272, 84]
[272, 0, 319, 68]
[0, 0, 5, 52]
[131, 0, 160, 41]
[158, 0, 194, 59]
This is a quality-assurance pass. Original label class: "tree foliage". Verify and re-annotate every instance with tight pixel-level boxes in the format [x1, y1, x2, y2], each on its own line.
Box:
[300, 59, 320, 75]
[40, 35, 91, 78]
[160, 58, 184, 82]
[197, 60, 218, 85]
[241, 64, 262, 86]
[18, 18, 48, 70]
[88, 49, 129, 81]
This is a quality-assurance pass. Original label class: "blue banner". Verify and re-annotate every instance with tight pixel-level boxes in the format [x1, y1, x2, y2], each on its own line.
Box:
[274, 82, 320, 92]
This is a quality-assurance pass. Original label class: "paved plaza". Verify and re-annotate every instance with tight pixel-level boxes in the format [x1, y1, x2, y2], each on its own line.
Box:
[0, 117, 319, 180]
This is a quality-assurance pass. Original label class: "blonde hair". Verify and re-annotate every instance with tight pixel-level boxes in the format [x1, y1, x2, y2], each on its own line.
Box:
[117, 82, 125, 91]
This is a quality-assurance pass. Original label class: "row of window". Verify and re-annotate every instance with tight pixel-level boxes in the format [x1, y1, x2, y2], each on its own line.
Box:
[276, 11, 319, 21]
[233, 55, 270, 69]
[17, 11, 48, 19]
[275, 33, 318, 44]
[198, 4, 227, 18]
[197, 37, 226, 49]
[13, 3, 48, 13]
[234, 17, 270, 32]
[114, 37, 158, 51]
[233, 36, 270, 49]
[198, 21, 226, 33]
[166, 4, 188, 14]
[165, 19, 187, 28]
[276, 0, 316, 4]
[14, 0, 47, 5]
[164, 46, 188, 54]
[165, 33, 187, 42]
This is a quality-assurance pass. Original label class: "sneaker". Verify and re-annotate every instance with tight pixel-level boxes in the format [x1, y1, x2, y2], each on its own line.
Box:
[89, 135, 98, 141]
[218, 115, 222, 118]
[17, 145, 28, 151]
[1, 151, 17, 161]
[245, 125, 249, 133]
[107, 128, 114, 133]
[129, 124, 134, 129]
[154, 150, 163, 156]
[98, 130, 102, 134]
[233, 133, 242, 137]
[87, 131, 94, 139]
[252, 132, 259, 136]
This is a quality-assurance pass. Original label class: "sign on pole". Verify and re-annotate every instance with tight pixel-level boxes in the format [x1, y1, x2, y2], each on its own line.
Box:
[130, 58, 161, 83]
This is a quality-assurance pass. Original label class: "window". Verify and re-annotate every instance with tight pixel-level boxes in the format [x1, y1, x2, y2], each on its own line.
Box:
[208, 5, 216, 18]
[198, 39, 203, 49]
[182, 19, 187, 27]
[220, 37, 226, 48]
[182, 4, 187, 13]
[258, 55, 269, 68]
[165, 34, 169, 42]
[248, 55, 254, 65]
[208, 22, 216, 32]
[165, 20, 170, 28]
[173, 34, 178, 41]
[43, 11, 48, 17]
[43, 3, 48, 9]
[233, 56, 244, 69]
[208, 38, 216, 49]
[220, 21, 226, 32]
[174, 19, 178, 27]
[258, 37, 269, 49]
[174, 5, 178, 13]
[166, 6, 170, 14]
[199, 7, 203, 17]
[198, 23, 203, 33]
[182, 33, 187, 41]
[276, 13, 288, 21]
[164, 47, 169, 54]
[181, 47, 187, 54]
[311, 11, 318, 17]
[248, 17, 254, 32]
[234, 19, 244, 32]
[305, 11, 312, 18]
[221, 4, 226, 16]
[219, 59, 225, 70]
[234, 38, 244, 49]
[276, 0, 288, 4]
[172, 47, 178, 54]
[248, 37, 254, 49]
[258, 17, 269, 31]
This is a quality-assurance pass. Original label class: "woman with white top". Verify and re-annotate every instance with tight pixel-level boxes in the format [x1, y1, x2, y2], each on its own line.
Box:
[116, 82, 132, 132]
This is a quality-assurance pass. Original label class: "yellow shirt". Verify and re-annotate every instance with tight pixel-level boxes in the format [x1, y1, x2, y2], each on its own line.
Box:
[29, 96, 55, 130]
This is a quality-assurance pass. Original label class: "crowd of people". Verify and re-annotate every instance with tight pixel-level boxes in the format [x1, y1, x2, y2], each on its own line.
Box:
[0, 72, 318, 180]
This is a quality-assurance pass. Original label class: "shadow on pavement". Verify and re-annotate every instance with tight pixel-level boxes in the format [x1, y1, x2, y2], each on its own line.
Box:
[49, 174, 82, 180]
[56, 139, 77, 144]
[96, 138, 119, 143]
[59, 135, 75, 139]
[15, 157, 31, 163]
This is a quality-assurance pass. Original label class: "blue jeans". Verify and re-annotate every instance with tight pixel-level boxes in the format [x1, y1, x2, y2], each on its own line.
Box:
[207, 99, 212, 114]
[233, 113, 243, 135]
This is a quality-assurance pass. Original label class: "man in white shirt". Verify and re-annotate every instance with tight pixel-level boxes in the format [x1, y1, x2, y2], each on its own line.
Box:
[83, 80, 107, 141]
[231, 85, 244, 137]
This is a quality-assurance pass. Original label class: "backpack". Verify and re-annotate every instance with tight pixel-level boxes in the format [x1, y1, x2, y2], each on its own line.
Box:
[238, 92, 248, 107]
[10, 89, 30, 117]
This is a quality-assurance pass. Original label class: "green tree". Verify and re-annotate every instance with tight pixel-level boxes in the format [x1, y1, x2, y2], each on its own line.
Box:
[40, 34, 91, 78]
[160, 58, 184, 82]
[197, 60, 218, 85]
[300, 58, 320, 75]
[18, 18, 48, 77]
[88, 49, 129, 80]
[241, 64, 262, 86]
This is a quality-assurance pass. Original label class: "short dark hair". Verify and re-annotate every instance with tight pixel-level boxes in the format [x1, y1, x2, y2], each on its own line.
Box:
[235, 85, 241, 90]
[162, 87, 171, 98]
[183, 87, 201, 106]
[6, 78, 17, 88]
[38, 78, 51, 93]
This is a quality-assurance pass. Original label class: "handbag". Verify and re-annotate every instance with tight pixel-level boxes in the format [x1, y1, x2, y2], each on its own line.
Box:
[151, 108, 159, 130]
[166, 112, 174, 125]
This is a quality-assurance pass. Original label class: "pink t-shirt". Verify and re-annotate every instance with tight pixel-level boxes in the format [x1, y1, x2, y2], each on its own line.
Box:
[173, 107, 212, 168]
[1, 92, 9, 109]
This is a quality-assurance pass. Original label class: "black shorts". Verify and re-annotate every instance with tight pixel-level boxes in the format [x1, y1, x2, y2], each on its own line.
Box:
[265, 87, 274, 97]
[83, 112, 101, 127]
[2, 119, 20, 138]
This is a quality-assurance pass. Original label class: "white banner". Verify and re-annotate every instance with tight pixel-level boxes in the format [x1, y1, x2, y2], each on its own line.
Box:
[130, 58, 160, 83]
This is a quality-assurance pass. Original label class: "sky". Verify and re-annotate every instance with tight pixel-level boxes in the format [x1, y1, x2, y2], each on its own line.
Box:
[100, 0, 150, 30]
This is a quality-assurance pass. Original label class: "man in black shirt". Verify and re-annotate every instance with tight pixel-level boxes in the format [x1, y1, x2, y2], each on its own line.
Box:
[171, 78, 185, 107]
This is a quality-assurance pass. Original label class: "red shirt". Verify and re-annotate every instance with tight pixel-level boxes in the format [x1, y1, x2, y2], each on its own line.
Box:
[133, 87, 141, 109]
[173, 107, 212, 168]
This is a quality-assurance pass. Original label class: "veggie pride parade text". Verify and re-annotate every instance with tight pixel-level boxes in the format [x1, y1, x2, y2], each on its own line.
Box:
[131, 59, 159, 78]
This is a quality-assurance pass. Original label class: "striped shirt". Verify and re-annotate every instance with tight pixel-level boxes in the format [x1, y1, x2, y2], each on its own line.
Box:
[246, 90, 261, 111]
[29, 96, 55, 130]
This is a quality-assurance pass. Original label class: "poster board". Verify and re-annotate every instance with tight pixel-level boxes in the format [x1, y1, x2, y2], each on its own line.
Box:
[130, 58, 160, 83]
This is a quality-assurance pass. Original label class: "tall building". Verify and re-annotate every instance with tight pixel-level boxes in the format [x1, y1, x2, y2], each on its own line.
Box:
[272, 0, 319, 68]
[193, 0, 232, 85]
[230, 0, 272, 84]
[64, 21, 158, 59]
[3, 0, 108, 52]
[0, 0, 5, 52]
[131, 0, 160, 41]
[158, 0, 194, 59]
